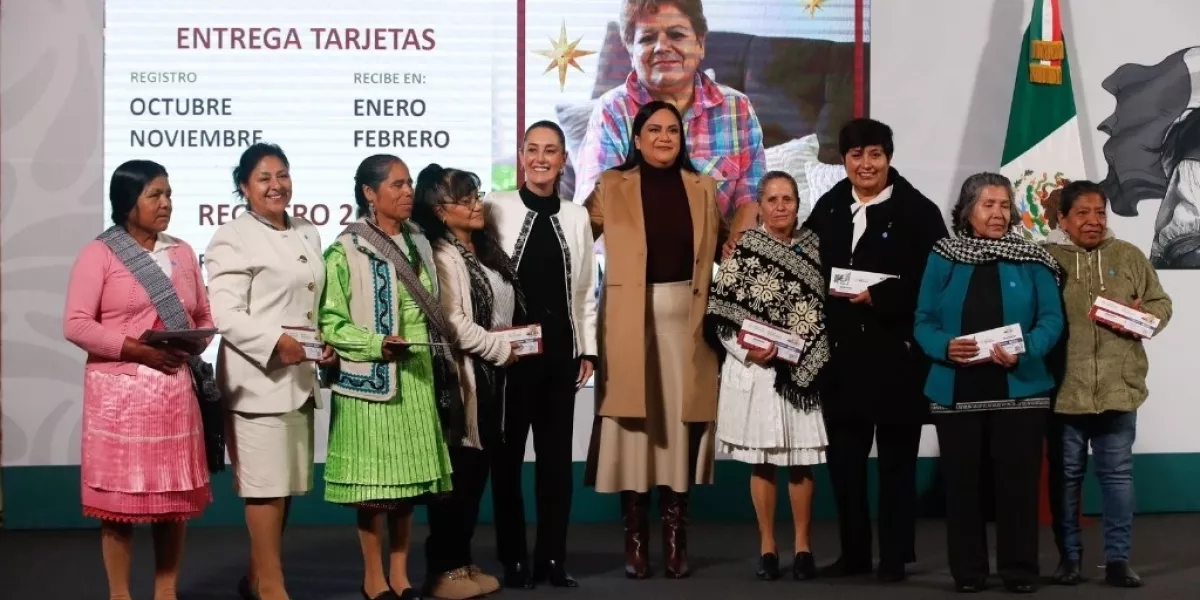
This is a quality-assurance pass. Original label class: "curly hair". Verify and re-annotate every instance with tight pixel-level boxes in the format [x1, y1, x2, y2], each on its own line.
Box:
[950, 172, 1019, 235]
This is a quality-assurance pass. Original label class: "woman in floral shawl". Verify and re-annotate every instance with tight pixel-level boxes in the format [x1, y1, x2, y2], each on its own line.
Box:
[705, 171, 831, 582]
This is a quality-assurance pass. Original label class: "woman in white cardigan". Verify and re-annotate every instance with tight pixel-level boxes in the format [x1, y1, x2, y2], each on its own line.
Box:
[412, 163, 522, 600]
[485, 121, 598, 588]
[205, 143, 336, 600]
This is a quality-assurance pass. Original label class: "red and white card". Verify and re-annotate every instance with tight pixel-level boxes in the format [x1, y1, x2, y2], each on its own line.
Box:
[1089, 297, 1159, 340]
[282, 325, 324, 361]
[736, 319, 806, 364]
[493, 324, 543, 356]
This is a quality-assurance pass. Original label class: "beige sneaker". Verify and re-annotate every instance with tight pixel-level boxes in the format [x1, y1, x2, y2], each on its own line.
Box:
[466, 565, 501, 594]
[428, 567, 483, 599]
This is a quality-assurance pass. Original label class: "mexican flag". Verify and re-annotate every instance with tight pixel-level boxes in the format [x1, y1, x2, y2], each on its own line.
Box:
[1000, 0, 1088, 241]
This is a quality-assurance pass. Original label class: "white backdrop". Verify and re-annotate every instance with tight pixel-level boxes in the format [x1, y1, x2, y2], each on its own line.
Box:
[871, 0, 1200, 455]
[3, 0, 1198, 469]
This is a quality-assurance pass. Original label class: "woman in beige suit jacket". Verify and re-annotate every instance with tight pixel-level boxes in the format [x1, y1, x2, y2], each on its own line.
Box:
[205, 143, 336, 600]
[582, 101, 726, 580]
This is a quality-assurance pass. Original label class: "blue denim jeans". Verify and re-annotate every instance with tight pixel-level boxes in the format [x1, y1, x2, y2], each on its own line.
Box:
[1060, 410, 1137, 563]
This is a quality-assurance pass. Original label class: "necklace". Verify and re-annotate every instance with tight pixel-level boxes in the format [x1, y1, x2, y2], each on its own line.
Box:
[367, 218, 422, 273]
[400, 227, 422, 274]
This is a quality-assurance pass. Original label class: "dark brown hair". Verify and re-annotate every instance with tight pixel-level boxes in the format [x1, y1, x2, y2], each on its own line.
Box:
[620, 0, 708, 45]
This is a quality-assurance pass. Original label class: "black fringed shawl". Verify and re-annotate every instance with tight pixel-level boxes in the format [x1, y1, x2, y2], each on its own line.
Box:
[704, 227, 831, 411]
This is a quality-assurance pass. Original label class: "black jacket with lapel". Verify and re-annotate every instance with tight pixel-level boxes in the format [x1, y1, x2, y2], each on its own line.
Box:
[805, 167, 949, 424]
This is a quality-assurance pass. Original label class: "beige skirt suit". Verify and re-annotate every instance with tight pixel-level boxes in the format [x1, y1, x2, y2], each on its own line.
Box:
[206, 213, 326, 498]
[582, 166, 726, 494]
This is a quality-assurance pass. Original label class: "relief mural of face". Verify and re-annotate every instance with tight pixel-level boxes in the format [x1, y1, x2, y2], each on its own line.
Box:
[1097, 46, 1200, 269]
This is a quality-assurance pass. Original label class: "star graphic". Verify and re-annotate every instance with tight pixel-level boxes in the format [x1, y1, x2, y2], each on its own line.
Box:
[802, 0, 825, 18]
[533, 21, 596, 91]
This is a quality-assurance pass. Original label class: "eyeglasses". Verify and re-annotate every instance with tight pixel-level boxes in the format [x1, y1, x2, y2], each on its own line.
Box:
[448, 191, 485, 207]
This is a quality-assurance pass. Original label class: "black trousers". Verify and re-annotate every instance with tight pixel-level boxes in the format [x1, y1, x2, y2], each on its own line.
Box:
[825, 416, 922, 567]
[1044, 413, 1067, 560]
[426, 446, 492, 576]
[492, 355, 579, 565]
[934, 408, 1047, 585]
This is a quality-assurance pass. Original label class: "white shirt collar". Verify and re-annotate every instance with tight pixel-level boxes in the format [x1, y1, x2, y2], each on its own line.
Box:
[850, 184, 894, 211]
[151, 233, 180, 253]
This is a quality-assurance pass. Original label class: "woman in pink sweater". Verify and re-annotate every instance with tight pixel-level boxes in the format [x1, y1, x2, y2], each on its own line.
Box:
[63, 159, 215, 600]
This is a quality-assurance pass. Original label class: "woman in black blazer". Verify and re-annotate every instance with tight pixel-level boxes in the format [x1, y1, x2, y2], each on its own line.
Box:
[802, 119, 948, 582]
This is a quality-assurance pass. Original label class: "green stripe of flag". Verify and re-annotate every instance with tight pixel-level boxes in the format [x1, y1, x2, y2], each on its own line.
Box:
[1030, 0, 1044, 40]
[999, 0, 1077, 166]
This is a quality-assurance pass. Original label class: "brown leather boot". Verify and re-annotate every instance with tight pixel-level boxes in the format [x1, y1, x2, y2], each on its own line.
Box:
[621, 491, 651, 579]
[661, 490, 690, 579]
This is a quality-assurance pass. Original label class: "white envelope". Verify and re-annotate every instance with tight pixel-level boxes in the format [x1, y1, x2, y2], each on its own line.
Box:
[956, 323, 1026, 364]
[829, 267, 897, 297]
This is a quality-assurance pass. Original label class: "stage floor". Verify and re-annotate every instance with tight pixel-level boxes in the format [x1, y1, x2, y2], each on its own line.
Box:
[2, 515, 1198, 598]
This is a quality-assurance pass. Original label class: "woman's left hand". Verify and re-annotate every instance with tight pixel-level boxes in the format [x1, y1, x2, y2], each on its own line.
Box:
[849, 289, 872, 305]
[576, 358, 595, 390]
[318, 344, 339, 367]
[990, 345, 1018, 368]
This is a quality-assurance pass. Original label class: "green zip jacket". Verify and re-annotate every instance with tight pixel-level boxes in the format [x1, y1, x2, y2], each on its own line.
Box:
[1045, 230, 1172, 415]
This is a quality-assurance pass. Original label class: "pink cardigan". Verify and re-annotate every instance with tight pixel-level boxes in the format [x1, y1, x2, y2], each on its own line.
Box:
[63, 238, 214, 375]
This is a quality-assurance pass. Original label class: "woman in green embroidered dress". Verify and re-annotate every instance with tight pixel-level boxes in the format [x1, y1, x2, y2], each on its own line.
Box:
[319, 154, 457, 600]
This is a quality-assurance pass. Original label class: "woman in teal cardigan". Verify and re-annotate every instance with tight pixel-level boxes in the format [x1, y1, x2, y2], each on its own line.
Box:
[913, 172, 1064, 594]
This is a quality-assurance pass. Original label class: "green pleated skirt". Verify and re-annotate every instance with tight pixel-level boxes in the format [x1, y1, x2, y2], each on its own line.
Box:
[324, 333, 454, 506]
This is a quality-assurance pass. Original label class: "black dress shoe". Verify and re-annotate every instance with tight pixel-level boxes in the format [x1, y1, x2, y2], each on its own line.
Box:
[1051, 559, 1081, 585]
[1105, 561, 1144, 588]
[876, 560, 907, 583]
[1004, 582, 1037, 593]
[238, 576, 260, 600]
[818, 557, 872, 578]
[394, 588, 421, 600]
[361, 587, 401, 600]
[792, 552, 817, 581]
[954, 580, 986, 593]
[534, 560, 579, 588]
[756, 553, 781, 580]
[504, 562, 536, 589]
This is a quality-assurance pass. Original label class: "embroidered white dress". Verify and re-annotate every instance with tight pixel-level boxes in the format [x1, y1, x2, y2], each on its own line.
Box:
[715, 336, 828, 466]
[714, 227, 828, 467]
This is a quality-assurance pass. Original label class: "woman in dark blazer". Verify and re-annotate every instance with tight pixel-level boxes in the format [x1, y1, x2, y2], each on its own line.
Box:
[802, 119, 948, 582]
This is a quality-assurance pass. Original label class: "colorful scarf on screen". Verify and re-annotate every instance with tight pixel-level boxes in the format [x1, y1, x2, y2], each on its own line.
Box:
[704, 227, 830, 412]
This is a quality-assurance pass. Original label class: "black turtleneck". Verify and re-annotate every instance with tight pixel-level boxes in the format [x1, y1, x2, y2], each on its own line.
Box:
[516, 186, 572, 358]
[640, 162, 694, 283]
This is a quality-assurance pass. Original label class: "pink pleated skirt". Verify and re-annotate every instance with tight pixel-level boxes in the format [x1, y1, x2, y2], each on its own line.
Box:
[80, 364, 212, 523]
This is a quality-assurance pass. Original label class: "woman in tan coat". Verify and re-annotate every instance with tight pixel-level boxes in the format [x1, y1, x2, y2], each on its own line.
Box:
[583, 100, 725, 580]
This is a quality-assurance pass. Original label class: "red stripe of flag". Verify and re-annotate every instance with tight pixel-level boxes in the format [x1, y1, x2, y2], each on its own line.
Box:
[1050, 0, 1062, 40]
[1050, 0, 1063, 67]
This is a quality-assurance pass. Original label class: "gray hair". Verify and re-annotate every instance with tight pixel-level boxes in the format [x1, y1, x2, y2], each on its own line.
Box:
[950, 172, 1019, 235]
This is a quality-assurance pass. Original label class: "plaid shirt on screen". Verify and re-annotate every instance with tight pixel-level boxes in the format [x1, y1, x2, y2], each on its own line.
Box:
[572, 71, 767, 221]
